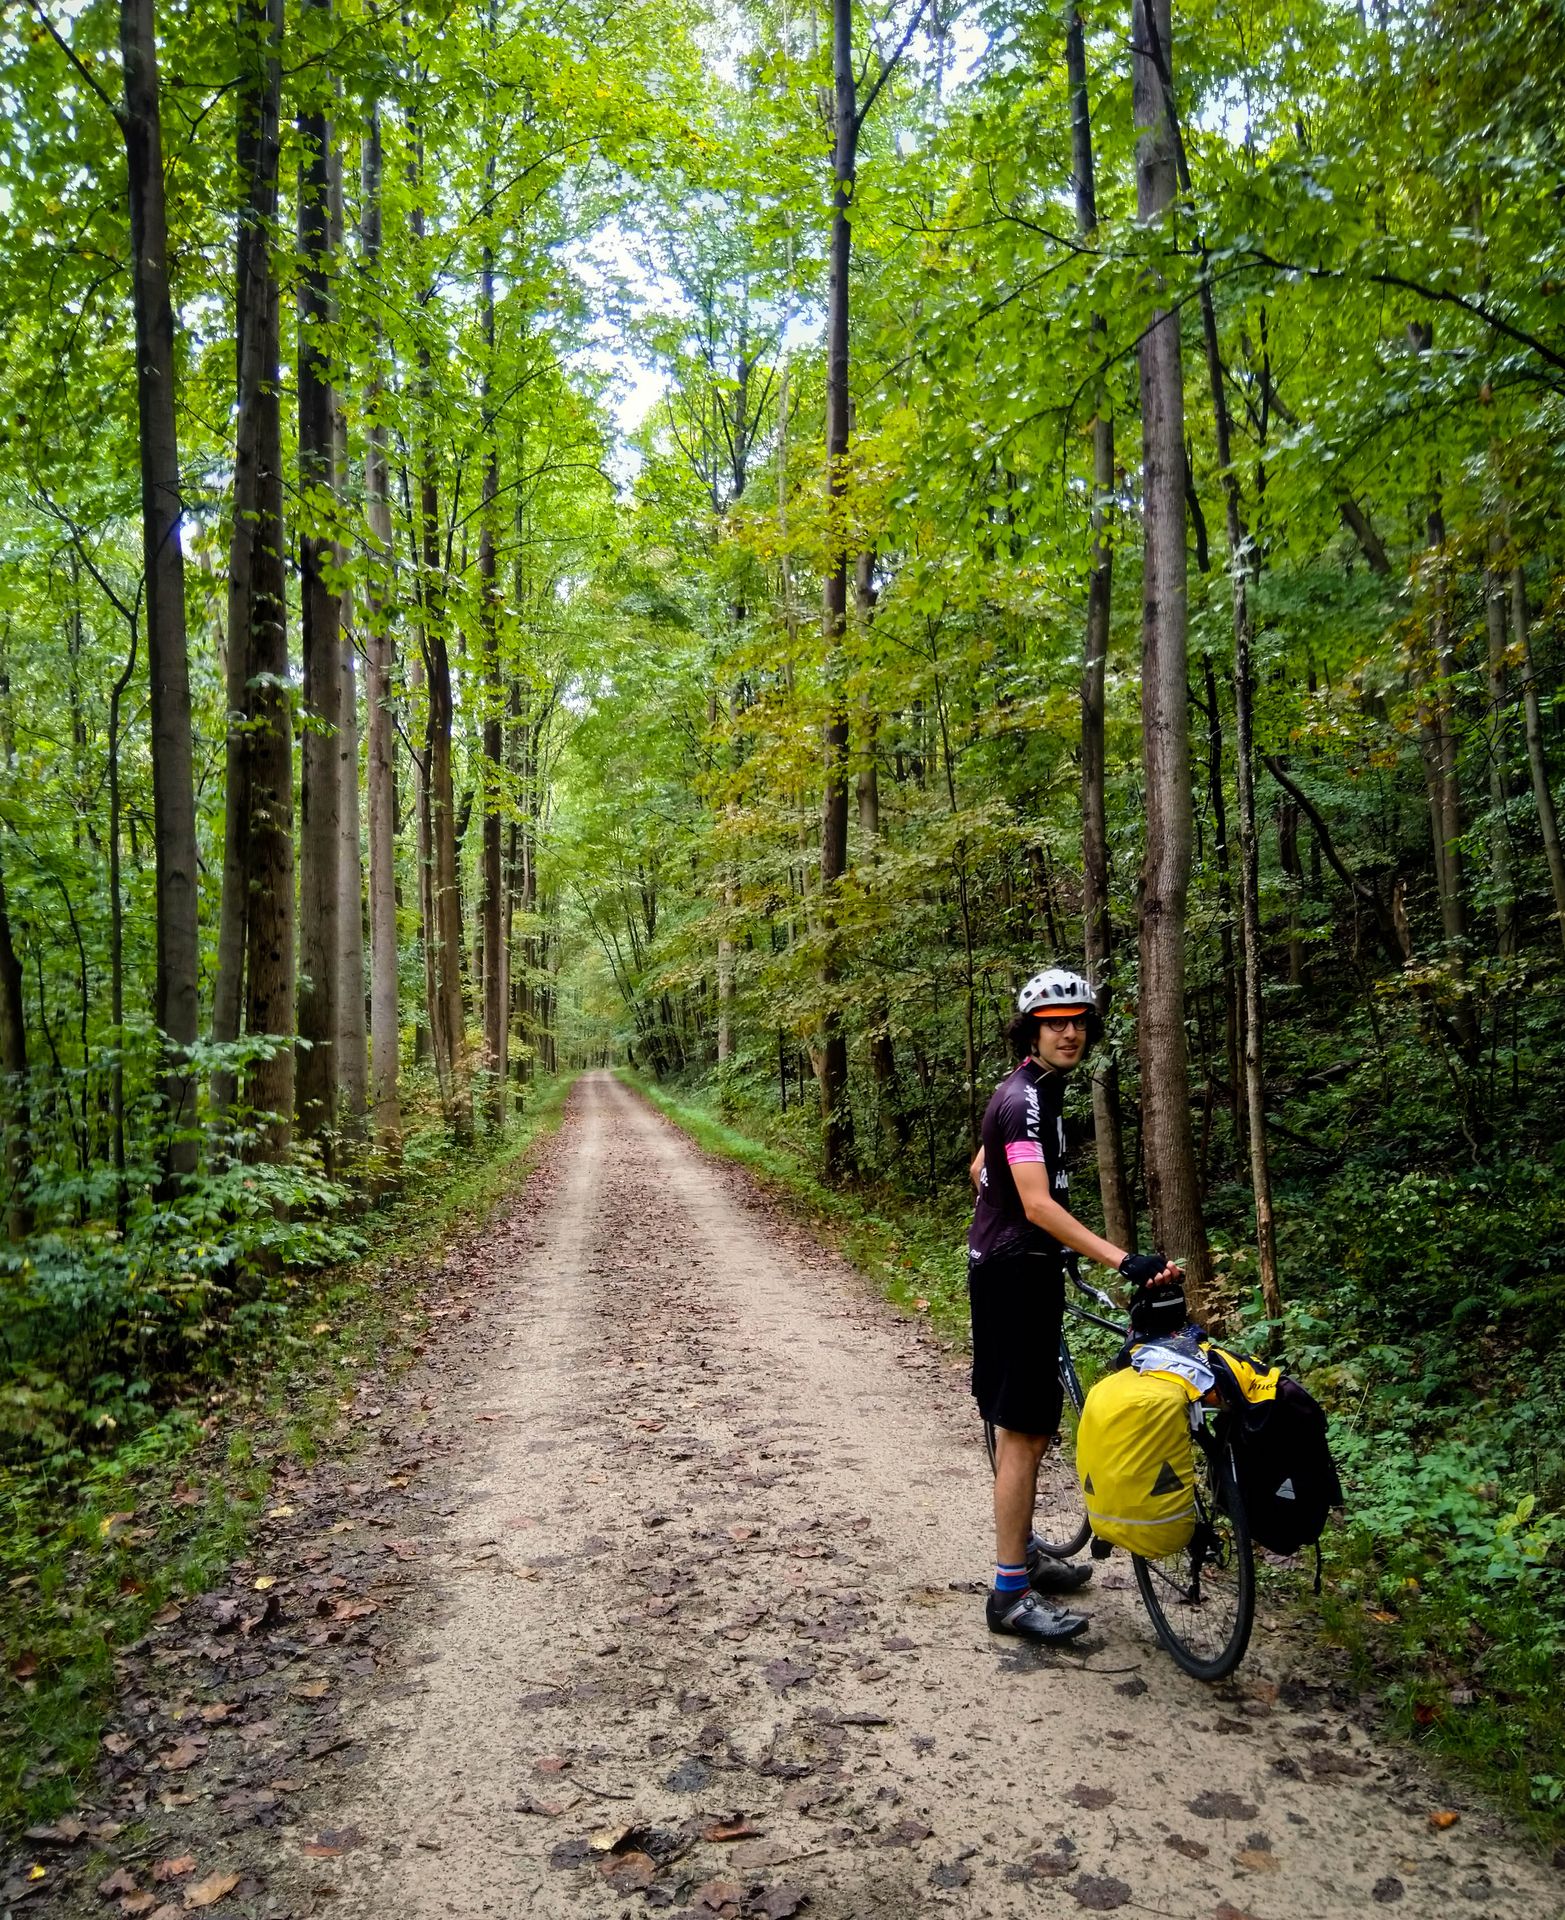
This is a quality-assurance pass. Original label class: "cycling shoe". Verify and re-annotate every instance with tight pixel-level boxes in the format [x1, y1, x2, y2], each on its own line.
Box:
[985, 1588, 1090, 1643]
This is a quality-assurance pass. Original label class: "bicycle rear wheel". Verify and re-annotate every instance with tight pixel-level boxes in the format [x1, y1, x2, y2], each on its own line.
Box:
[1132, 1433, 1254, 1681]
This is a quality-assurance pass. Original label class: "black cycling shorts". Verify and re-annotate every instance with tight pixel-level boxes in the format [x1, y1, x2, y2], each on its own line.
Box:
[968, 1250, 1066, 1436]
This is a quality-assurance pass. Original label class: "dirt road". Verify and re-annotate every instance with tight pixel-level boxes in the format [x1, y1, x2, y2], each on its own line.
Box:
[64, 1072, 1555, 1920]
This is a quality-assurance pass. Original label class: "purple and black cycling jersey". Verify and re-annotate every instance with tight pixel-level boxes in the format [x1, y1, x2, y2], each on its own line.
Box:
[968, 1058, 1070, 1267]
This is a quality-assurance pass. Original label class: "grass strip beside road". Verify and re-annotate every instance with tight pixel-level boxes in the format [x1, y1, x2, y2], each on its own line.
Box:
[0, 1078, 574, 1843]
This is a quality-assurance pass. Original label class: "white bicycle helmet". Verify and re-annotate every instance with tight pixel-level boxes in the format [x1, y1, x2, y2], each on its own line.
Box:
[1017, 966, 1097, 1013]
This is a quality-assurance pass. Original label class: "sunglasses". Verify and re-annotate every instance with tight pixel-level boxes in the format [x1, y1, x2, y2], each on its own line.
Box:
[1035, 1011, 1089, 1031]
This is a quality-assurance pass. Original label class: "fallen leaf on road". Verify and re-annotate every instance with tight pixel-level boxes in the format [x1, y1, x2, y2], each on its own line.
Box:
[877, 1819, 932, 1848]
[293, 1680, 330, 1700]
[1214, 1906, 1259, 1920]
[103, 1731, 133, 1755]
[1188, 1791, 1257, 1820]
[929, 1862, 971, 1889]
[99, 1511, 135, 1540]
[184, 1872, 240, 1907]
[599, 1852, 656, 1890]
[762, 1658, 816, 1692]
[694, 1880, 742, 1911]
[302, 1828, 363, 1858]
[702, 1820, 762, 1843]
[24, 1819, 85, 1845]
[98, 1867, 137, 1897]
[1428, 1809, 1460, 1831]
[151, 1606, 182, 1628]
[1234, 1848, 1280, 1872]
[588, 1826, 636, 1853]
[516, 1795, 578, 1817]
[120, 1895, 158, 1916]
[1071, 1876, 1131, 1911]
[754, 1887, 806, 1918]
[547, 1839, 593, 1870]
[157, 1740, 202, 1772]
[151, 1858, 195, 1882]
[1165, 1835, 1209, 1861]
[330, 1598, 377, 1621]
[1070, 1783, 1115, 1809]
[536, 1754, 572, 1773]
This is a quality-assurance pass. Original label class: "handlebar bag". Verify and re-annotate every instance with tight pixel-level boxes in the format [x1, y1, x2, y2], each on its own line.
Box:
[1076, 1367, 1199, 1558]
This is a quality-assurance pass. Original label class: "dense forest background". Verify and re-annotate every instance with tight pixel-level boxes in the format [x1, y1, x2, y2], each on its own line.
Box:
[3, 0, 1565, 1832]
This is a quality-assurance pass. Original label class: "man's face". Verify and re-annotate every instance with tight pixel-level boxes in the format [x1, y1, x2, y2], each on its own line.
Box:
[1032, 1008, 1089, 1072]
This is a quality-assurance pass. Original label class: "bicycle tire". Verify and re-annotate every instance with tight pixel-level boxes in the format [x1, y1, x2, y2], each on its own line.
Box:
[982, 1351, 1091, 1561]
[1132, 1433, 1254, 1681]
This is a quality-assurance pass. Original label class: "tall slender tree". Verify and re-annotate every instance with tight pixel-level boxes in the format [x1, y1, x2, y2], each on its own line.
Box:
[295, 0, 342, 1154]
[1131, 0, 1212, 1312]
[119, 0, 201, 1178]
[361, 99, 401, 1149]
[1066, 0, 1133, 1252]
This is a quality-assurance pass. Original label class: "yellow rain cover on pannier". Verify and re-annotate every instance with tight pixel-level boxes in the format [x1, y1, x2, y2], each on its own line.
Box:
[1076, 1368, 1199, 1557]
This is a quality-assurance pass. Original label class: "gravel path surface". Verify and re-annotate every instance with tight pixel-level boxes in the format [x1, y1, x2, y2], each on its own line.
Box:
[279, 1072, 1554, 1920]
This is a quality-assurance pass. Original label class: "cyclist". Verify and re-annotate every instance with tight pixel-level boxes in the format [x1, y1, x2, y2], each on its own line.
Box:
[970, 966, 1184, 1644]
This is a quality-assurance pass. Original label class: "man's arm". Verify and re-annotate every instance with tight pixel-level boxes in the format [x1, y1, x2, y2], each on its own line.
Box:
[970, 1145, 985, 1191]
[1010, 1160, 1182, 1282]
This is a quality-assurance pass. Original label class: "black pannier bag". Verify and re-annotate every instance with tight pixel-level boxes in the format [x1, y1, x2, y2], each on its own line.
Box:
[1216, 1365, 1344, 1576]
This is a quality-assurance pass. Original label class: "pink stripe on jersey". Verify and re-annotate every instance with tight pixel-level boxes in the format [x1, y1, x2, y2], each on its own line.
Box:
[1005, 1141, 1045, 1165]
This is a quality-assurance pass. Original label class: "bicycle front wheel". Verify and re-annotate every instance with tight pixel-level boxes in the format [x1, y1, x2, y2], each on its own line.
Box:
[1132, 1436, 1254, 1681]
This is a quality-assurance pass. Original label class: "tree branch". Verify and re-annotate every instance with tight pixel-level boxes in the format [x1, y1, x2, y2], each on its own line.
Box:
[24, 0, 124, 126]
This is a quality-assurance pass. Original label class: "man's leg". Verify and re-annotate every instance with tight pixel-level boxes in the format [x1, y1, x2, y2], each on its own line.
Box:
[993, 1425, 1049, 1568]
[986, 1427, 1088, 1643]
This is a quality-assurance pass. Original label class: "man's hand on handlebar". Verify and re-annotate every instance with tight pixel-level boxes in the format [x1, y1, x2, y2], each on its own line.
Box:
[1119, 1250, 1185, 1289]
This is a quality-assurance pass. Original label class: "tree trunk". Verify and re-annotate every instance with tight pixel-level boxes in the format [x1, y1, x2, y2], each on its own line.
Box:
[478, 217, 507, 1127]
[1194, 251, 1282, 1322]
[1200, 651, 1242, 1145]
[815, 0, 856, 1181]
[323, 133, 365, 1138]
[331, 141, 367, 1138]
[1483, 549, 1517, 957]
[423, 476, 472, 1141]
[0, 841, 30, 1241]
[362, 101, 400, 1151]
[854, 549, 908, 1147]
[119, 0, 200, 1180]
[294, 7, 341, 1155]
[212, 0, 281, 1125]
[1513, 569, 1565, 951]
[1068, 0, 1134, 1251]
[1132, 0, 1213, 1315]
[242, 82, 294, 1164]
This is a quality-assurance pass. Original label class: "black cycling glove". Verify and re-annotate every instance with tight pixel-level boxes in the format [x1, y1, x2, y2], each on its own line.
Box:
[1119, 1251, 1169, 1287]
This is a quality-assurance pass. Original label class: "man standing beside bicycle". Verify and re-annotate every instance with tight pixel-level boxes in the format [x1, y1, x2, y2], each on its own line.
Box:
[969, 966, 1185, 1644]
